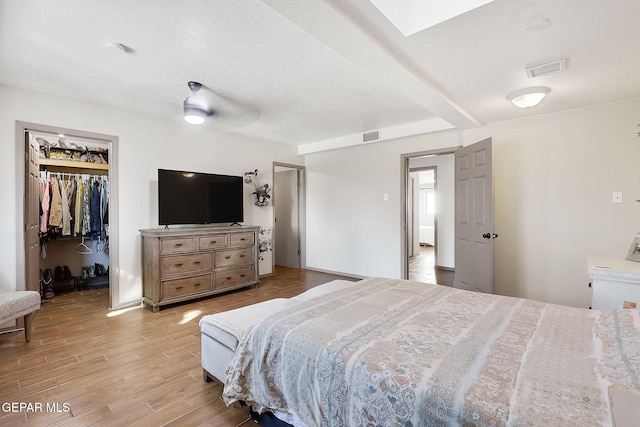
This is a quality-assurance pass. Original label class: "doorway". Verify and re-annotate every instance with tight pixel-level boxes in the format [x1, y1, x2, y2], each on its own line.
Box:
[401, 148, 458, 284]
[272, 163, 306, 271]
[401, 138, 495, 292]
[408, 168, 437, 282]
[16, 121, 120, 309]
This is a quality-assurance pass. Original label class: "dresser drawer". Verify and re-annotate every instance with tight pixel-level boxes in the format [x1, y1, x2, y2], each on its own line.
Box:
[160, 252, 211, 276]
[215, 247, 254, 268]
[229, 232, 255, 246]
[199, 235, 227, 250]
[215, 266, 255, 289]
[160, 237, 196, 254]
[162, 274, 212, 299]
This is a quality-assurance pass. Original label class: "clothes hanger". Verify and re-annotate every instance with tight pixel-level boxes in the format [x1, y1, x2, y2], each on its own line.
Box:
[72, 237, 93, 254]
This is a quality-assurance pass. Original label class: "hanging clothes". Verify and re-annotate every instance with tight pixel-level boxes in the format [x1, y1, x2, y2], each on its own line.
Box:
[101, 178, 109, 229]
[60, 178, 71, 236]
[90, 179, 101, 239]
[38, 172, 110, 257]
[40, 179, 50, 233]
[48, 177, 63, 228]
[81, 177, 91, 236]
[64, 178, 77, 236]
[74, 178, 83, 237]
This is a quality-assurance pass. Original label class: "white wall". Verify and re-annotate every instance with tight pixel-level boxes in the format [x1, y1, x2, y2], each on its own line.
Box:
[463, 99, 640, 307]
[305, 99, 640, 307]
[305, 132, 461, 278]
[0, 84, 302, 307]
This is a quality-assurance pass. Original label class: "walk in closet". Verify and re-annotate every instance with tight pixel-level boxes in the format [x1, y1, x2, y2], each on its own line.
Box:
[31, 131, 111, 299]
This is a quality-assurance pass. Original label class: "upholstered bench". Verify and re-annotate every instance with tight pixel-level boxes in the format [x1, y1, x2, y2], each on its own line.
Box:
[0, 291, 41, 342]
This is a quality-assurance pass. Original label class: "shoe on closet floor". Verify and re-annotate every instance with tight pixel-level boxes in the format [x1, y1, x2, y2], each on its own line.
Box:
[54, 266, 64, 282]
[83, 265, 96, 278]
[41, 268, 54, 299]
[94, 263, 107, 276]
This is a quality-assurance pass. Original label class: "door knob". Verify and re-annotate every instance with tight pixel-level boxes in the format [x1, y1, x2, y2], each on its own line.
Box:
[482, 233, 491, 239]
[492, 233, 498, 239]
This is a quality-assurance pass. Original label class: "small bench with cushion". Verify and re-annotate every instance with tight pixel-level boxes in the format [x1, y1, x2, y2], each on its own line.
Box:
[0, 291, 41, 342]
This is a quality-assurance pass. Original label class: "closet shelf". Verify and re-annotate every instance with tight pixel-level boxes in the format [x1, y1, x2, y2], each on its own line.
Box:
[40, 158, 109, 172]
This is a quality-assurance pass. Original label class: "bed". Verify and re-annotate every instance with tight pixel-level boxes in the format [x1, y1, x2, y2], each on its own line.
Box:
[199, 277, 640, 426]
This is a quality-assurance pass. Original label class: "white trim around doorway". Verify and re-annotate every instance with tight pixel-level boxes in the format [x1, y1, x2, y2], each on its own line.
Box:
[15, 121, 120, 309]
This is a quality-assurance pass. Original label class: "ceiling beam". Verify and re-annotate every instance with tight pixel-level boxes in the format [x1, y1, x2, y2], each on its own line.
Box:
[261, 0, 482, 130]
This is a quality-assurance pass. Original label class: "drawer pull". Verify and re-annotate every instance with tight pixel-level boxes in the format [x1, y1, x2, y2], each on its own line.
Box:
[194, 283, 201, 287]
[225, 256, 231, 260]
[240, 274, 246, 278]
[175, 263, 183, 267]
[174, 243, 183, 247]
[226, 276, 232, 280]
[210, 240, 217, 244]
[175, 286, 183, 290]
[193, 261, 200, 265]
[240, 237, 246, 241]
[240, 254, 245, 258]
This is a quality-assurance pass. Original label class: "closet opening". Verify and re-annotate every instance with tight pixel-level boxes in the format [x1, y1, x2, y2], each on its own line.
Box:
[17, 121, 119, 309]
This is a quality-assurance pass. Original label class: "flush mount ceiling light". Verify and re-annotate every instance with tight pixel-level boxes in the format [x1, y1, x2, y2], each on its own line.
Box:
[506, 87, 550, 109]
[183, 81, 214, 125]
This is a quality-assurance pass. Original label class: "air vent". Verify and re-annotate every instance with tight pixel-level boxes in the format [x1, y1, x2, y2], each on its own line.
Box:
[526, 59, 567, 78]
[363, 130, 380, 143]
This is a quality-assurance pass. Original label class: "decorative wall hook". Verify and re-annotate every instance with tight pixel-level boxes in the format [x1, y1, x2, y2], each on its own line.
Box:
[244, 169, 271, 206]
[244, 169, 258, 184]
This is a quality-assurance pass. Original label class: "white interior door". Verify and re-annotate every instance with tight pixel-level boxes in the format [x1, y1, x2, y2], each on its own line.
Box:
[453, 138, 495, 293]
[24, 132, 41, 292]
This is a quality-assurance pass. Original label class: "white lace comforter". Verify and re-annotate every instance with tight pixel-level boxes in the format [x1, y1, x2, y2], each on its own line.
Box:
[223, 277, 640, 426]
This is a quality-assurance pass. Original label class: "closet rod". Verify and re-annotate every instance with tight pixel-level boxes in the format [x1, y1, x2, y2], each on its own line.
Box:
[40, 170, 108, 180]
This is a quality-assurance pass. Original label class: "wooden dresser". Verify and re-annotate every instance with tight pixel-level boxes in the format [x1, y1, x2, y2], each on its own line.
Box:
[140, 226, 260, 311]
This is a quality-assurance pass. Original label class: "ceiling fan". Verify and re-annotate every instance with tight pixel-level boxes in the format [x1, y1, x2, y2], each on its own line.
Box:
[183, 81, 214, 125]
[181, 80, 261, 129]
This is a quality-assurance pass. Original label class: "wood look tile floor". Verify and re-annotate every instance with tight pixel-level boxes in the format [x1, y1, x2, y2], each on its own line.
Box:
[0, 267, 356, 427]
[409, 246, 454, 286]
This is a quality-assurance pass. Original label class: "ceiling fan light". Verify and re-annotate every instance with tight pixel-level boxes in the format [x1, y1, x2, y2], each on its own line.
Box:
[183, 100, 213, 125]
[183, 81, 214, 124]
[507, 87, 550, 108]
[184, 112, 206, 125]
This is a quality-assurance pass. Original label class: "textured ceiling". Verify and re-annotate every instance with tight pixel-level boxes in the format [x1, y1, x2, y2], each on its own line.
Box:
[1, 0, 639, 147]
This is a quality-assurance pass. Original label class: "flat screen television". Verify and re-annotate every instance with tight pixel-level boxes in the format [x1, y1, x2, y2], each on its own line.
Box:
[158, 169, 244, 226]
